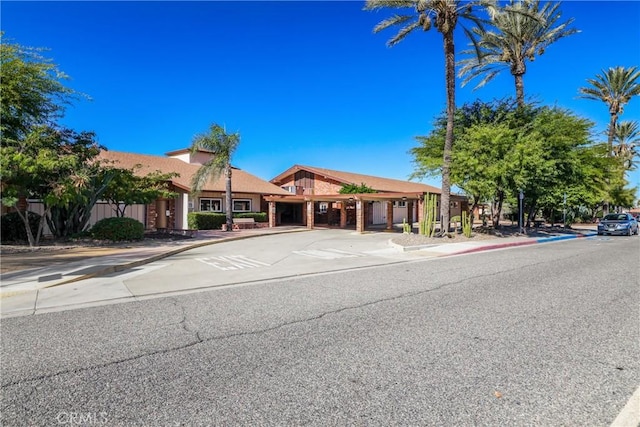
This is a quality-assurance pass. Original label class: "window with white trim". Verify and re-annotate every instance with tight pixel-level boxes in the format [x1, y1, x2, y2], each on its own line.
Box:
[393, 201, 407, 208]
[200, 198, 222, 212]
[233, 199, 251, 212]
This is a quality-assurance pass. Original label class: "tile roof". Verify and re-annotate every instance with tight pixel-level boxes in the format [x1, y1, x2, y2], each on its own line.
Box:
[271, 165, 442, 194]
[98, 150, 291, 195]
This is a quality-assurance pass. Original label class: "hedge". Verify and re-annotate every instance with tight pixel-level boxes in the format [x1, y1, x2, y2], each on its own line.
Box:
[234, 212, 267, 222]
[187, 212, 268, 230]
[188, 212, 226, 230]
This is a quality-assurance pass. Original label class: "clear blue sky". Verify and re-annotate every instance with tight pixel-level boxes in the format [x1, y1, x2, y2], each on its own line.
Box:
[2, 1, 640, 194]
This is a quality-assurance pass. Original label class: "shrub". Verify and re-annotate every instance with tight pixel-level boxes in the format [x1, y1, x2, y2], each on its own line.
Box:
[1, 211, 41, 243]
[187, 212, 269, 229]
[188, 212, 226, 230]
[234, 212, 267, 222]
[90, 217, 144, 241]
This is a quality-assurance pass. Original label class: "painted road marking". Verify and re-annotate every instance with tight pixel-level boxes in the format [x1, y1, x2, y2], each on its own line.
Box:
[196, 256, 270, 271]
[292, 249, 365, 259]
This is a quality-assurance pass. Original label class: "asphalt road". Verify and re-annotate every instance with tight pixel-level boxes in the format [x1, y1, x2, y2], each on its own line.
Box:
[1, 235, 638, 426]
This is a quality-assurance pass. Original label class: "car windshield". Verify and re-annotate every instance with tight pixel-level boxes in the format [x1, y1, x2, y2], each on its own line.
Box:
[603, 214, 628, 221]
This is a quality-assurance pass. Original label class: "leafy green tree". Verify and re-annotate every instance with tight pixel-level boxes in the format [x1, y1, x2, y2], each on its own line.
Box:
[459, 0, 578, 107]
[190, 123, 240, 232]
[0, 33, 80, 143]
[0, 35, 104, 244]
[0, 126, 110, 244]
[411, 100, 601, 227]
[102, 166, 179, 217]
[365, 0, 486, 235]
[339, 183, 377, 194]
[412, 98, 520, 225]
[513, 107, 599, 225]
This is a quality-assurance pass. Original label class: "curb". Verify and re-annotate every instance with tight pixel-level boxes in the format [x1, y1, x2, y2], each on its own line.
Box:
[393, 231, 598, 255]
[2, 228, 310, 295]
[451, 232, 597, 256]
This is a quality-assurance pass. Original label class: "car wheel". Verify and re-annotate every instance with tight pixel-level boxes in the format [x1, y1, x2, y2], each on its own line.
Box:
[628, 228, 633, 236]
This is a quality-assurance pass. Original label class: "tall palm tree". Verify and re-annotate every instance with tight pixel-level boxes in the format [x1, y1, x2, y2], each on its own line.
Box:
[190, 123, 240, 232]
[612, 120, 640, 172]
[579, 66, 640, 214]
[459, 0, 578, 107]
[364, 0, 486, 235]
[579, 66, 640, 156]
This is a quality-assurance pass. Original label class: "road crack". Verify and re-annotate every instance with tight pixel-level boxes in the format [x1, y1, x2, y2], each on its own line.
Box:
[0, 250, 592, 389]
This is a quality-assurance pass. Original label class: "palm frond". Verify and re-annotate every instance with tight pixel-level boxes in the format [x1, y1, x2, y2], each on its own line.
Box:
[388, 21, 422, 46]
[364, 0, 415, 11]
[578, 66, 640, 110]
[373, 14, 413, 33]
[189, 122, 241, 195]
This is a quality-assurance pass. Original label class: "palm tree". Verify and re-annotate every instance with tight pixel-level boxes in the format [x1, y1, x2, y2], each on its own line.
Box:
[612, 120, 640, 172]
[579, 66, 640, 156]
[364, 0, 486, 235]
[459, 0, 578, 107]
[190, 123, 240, 232]
[579, 66, 640, 214]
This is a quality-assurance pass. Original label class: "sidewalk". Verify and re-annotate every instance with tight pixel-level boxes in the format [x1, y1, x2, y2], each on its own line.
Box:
[0, 227, 307, 297]
[1, 226, 597, 317]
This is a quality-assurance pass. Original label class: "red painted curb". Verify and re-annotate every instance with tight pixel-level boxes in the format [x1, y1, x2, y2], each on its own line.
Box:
[449, 240, 538, 256]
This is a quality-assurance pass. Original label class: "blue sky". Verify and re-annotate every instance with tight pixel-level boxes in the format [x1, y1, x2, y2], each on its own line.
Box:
[2, 1, 640, 194]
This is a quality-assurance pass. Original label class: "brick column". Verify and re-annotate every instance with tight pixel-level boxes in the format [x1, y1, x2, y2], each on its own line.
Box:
[268, 201, 276, 228]
[168, 198, 176, 229]
[407, 201, 414, 226]
[386, 201, 393, 230]
[356, 200, 365, 233]
[340, 203, 347, 228]
[306, 201, 314, 229]
[417, 196, 424, 225]
[146, 202, 157, 230]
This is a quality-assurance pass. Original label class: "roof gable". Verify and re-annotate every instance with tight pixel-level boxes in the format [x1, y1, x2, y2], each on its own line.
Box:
[98, 150, 291, 195]
[271, 164, 441, 194]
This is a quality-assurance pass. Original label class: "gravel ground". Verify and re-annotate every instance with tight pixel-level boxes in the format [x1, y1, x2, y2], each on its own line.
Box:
[390, 224, 588, 247]
[390, 231, 496, 247]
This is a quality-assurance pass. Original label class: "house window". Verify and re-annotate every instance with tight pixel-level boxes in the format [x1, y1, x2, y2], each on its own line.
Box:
[233, 199, 251, 212]
[200, 198, 222, 212]
[393, 201, 407, 208]
[450, 201, 459, 208]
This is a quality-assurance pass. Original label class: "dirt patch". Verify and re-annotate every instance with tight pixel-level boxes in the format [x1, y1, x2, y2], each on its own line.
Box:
[0, 231, 194, 255]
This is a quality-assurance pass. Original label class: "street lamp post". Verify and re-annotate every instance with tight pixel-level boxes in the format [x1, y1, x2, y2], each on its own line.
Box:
[519, 189, 524, 234]
[563, 192, 567, 227]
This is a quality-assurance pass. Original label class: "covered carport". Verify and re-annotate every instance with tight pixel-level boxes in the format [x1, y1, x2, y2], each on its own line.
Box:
[265, 192, 433, 233]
